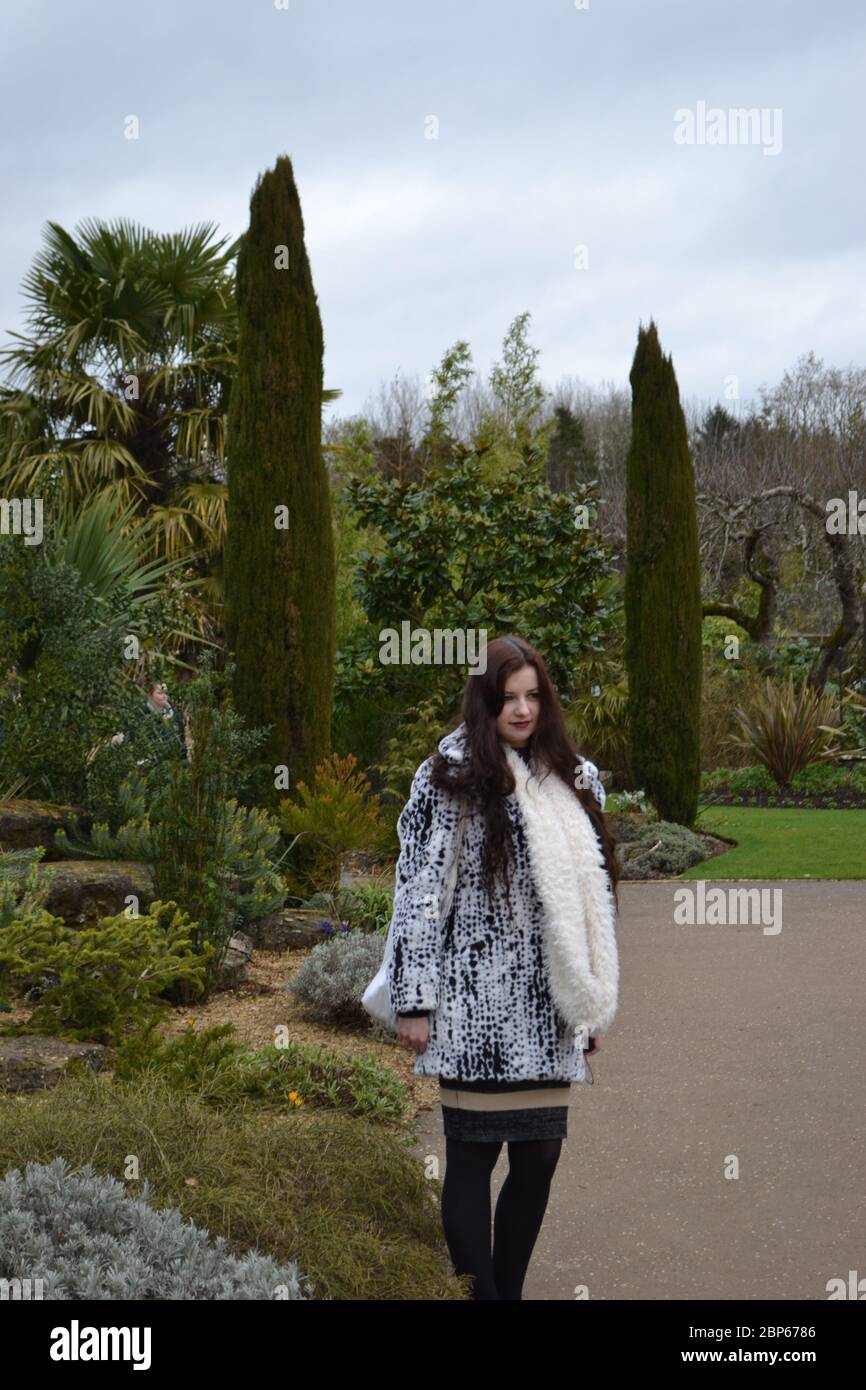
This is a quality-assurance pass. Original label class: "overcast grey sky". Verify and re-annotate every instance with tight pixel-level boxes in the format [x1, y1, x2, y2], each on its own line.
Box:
[2, 0, 864, 422]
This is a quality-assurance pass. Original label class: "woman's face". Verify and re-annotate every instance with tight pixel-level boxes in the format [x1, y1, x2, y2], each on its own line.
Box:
[496, 665, 541, 746]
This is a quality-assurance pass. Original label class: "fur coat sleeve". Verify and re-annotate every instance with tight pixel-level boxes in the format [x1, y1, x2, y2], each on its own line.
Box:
[386, 756, 462, 1015]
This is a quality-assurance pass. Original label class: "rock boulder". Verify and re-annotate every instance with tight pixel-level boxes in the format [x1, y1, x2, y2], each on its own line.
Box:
[0, 1035, 107, 1093]
[0, 798, 92, 859]
[218, 931, 254, 988]
[40, 860, 155, 927]
[244, 908, 331, 951]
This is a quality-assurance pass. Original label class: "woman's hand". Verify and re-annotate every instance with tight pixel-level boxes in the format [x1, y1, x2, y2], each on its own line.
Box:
[396, 1016, 429, 1054]
[584, 1034, 601, 1055]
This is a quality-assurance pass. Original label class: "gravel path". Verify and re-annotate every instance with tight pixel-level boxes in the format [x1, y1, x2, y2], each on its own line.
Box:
[406, 879, 866, 1300]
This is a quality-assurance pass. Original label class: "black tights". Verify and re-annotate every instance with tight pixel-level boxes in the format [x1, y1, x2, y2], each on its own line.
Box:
[440, 1135, 563, 1300]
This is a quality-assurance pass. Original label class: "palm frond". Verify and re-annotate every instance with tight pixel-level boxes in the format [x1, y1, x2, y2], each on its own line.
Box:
[175, 482, 228, 546]
[143, 505, 207, 562]
[50, 493, 187, 605]
[52, 373, 139, 434]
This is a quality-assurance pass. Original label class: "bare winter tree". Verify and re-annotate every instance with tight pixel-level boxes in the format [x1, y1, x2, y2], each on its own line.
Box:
[694, 354, 866, 684]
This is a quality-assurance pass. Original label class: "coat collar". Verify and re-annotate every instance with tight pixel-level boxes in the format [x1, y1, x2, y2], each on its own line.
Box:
[438, 720, 533, 766]
[438, 721, 469, 764]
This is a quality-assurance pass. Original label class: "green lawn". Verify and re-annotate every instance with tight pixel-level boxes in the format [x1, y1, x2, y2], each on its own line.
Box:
[681, 806, 866, 880]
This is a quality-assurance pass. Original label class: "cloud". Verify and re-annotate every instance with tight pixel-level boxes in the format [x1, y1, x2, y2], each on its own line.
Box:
[1, 0, 863, 417]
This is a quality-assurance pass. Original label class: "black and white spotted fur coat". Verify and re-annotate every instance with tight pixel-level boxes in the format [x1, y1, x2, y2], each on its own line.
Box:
[386, 722, 608, 1083]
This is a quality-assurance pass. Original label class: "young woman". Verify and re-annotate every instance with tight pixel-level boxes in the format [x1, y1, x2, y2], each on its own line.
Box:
[387, 633, 620, 1300]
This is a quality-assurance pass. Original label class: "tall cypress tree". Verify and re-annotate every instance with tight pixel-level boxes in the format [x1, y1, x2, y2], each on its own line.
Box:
[225, 155, 335, 801]
[624, 320, 702, 824]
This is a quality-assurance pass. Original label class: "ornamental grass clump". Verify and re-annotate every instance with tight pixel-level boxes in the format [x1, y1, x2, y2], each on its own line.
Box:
[726, 675, 845, 787]
[0, 1068, 464, 1299]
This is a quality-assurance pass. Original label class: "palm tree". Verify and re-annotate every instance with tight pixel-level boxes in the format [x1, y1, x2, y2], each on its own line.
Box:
[0, 217, 340, 579]
[0, 219, 237, 564]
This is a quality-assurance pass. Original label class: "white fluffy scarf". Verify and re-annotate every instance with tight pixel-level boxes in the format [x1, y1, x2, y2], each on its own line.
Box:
[502, 743, 619, 1037]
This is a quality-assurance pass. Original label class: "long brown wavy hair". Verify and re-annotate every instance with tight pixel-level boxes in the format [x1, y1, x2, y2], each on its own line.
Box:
[429, 634, 619, 911]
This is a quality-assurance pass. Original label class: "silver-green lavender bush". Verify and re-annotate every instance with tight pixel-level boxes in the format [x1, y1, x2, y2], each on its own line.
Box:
[618, 819, 705, 877]
[286, 928, 386, 1022]
[0, 1158, 314, 1300]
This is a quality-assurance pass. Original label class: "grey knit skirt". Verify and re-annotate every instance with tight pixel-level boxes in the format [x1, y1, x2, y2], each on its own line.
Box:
[438, 1076, 570, 1143]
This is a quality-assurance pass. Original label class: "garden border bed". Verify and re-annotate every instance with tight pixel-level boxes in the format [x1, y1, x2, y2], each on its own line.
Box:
[701, 790, 866, 809]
